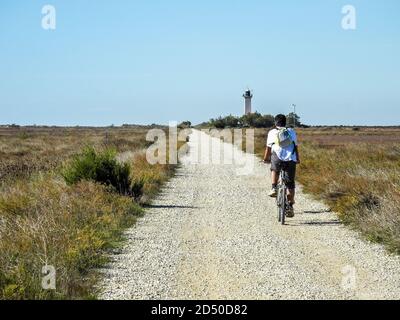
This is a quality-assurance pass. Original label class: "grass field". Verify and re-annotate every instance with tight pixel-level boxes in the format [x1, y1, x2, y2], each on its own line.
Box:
[0, 126, 182, 299]
[2, 125, 399, 299]
[251, 127, 400, 254]
[0, 126, 154, 182]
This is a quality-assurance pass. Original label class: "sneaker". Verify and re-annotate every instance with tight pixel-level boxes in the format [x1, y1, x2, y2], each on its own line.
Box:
[268, 188, 278, 198]
[286, 204, 295, 218]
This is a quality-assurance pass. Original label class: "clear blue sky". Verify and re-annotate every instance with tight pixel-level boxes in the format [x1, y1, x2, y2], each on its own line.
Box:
[1, 0, 399, 126]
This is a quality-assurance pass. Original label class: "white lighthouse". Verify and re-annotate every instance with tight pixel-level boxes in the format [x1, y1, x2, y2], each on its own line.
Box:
[243, 89, 253, 115]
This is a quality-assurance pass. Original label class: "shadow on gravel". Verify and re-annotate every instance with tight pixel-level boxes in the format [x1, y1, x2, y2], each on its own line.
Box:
[301, 220, 341, 226]
[286, 220, 341, 227]
[303, 210, 332, 214]
[144, 204, 200, 209]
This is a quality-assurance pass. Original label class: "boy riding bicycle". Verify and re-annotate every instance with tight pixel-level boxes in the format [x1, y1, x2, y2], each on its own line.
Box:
[263, 114, 300, 218]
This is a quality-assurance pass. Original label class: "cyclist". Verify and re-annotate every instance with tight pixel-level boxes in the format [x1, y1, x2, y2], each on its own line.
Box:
[263, 114, 300, 218]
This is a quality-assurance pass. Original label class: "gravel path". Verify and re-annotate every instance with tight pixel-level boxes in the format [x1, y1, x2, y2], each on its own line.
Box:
[99, 130, 400, 300]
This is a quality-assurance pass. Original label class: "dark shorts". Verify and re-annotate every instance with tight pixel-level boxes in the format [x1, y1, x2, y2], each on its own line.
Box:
[271, 153, 297, 189]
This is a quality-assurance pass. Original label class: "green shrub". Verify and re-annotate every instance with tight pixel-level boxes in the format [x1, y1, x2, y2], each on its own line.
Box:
[208, 113, 276, 129]
[62, 147, 140, 198]
[131, 178, 145, 202]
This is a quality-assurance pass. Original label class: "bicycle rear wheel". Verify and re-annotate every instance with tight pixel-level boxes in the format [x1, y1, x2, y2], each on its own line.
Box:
[277, 187, 282, 222]
[279, 186, 286, 225]
[277, 201, 281, 222]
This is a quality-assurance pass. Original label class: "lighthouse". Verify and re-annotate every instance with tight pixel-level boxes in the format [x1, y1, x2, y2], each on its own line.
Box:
[243, 89, 253, 115]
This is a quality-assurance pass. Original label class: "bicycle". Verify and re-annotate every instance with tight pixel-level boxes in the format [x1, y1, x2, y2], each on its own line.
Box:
[261, 160, 289, 225]
[276, 163, 291, 225]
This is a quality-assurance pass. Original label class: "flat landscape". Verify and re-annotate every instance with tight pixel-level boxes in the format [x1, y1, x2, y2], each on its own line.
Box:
[251, 127, 400, 253]
[1, 125, 400, 300]
[2, 0, 399, 307]
[100, 129, 400, 300]
[0, 126, 178, 299]
[0, 126, 152, 182]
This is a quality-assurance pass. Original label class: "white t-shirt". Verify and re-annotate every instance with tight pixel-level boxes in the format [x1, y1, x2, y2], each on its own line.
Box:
[267, 127, 298, 162]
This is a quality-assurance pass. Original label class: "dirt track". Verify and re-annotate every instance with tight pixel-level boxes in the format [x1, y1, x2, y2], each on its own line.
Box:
[100, 130, 400, 300]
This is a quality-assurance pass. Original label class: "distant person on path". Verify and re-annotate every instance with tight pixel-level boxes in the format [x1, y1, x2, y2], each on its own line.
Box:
[263, 114, 300, 217]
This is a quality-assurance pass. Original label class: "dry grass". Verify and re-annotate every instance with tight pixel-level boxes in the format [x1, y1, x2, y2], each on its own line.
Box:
[0, 126, 152, 182]
[0, 176, 142, 299]
[250, 127, 400, 253]
[130, 153, 176, 204]
[0, 126, 184, 299]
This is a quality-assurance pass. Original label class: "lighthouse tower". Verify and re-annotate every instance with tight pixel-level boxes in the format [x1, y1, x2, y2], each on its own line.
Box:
[243, 89, 253, 115]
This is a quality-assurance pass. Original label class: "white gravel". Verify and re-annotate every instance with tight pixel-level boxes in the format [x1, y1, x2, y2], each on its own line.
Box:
[99, 130, 400, 300]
